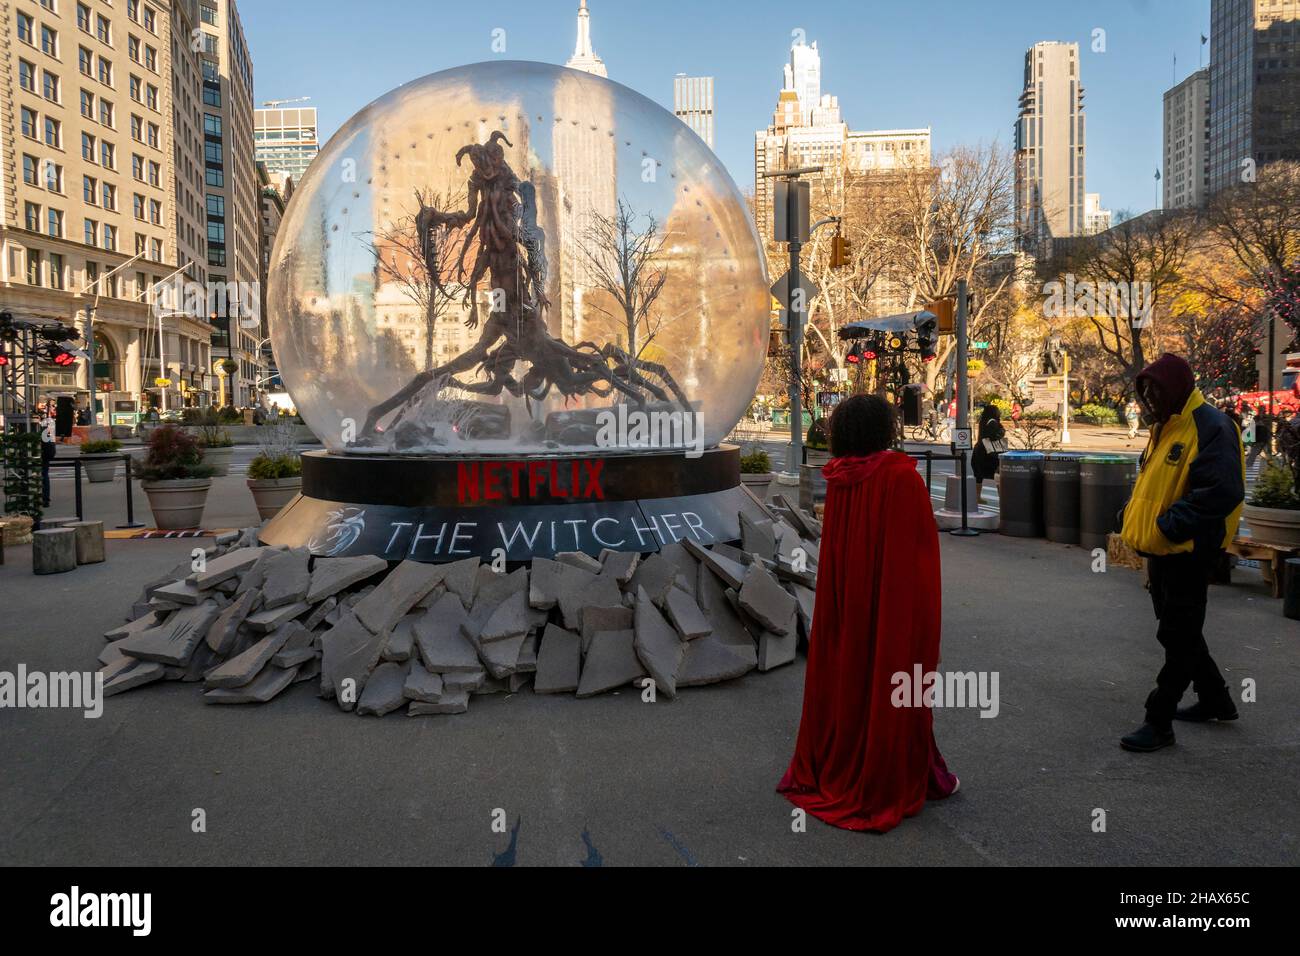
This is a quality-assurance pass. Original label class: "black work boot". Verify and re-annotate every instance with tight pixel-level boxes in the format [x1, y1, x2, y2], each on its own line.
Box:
[1175, 697, 1239, 722]
[1120, 723, 1176, 752]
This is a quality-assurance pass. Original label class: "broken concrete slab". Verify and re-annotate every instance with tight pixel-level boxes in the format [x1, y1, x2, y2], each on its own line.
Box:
[118, 601, 223, 667]
[205, 588, 261, 655]
[739, 512, 777, 562]
[683, 538, 746, 590]
[599, 548, 640, 584]
[357, 662, 410, 716]
[190, 546, 269, 589]
[100, 656, 166, 697]
[383, 614, 419, 662]
[555, 550, 602, 575]
[99, 638, 129, 667]
[354, 560, 443, 634]
[633, 587, 684, 699]
[663, 585, 712, 641]
[479, 589, 531, 644]
[104, 611, 161, 643]
[737, 563, 797, 635]
[407, 691, 469, 716]
[302, 595, 337, 632]
[414, 595, 480, 673]
[151, 578, 205, 606]
[260, 548, 312, 610]
[792, 583, 816, 638]
[439, 556, 482, 607]
[204, 625, 295, 689]
[403, 661, 444, 703]
[306, 554, 388, 604]
[244, 600, 310, 634]
[318, 609, 389, 712]
[509, 673, 532, 694]
[627, 552, 677, 603]
[559, 572, 622, 632]
[516, 633, 538, 674]
[758, 624, 798, 672]
[577, 629, 646, 698]
[479, 632, 527, 680]
[181, 641, 222, 682]
[711, 542, 753, 568]
[656, 541, 700, 596]
[441, 669, 486, 694]
[580, 605, 633, 656]
[272, 645, 318, 669]
[473, 674, 509, 695]
[533, 624, 581, 694]
[678, 631, 758, 687]
[203, 663, 299, 704]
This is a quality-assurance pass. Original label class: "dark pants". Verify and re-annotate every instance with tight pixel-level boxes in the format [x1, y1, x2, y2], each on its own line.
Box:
[1144, 552, 1229, 727]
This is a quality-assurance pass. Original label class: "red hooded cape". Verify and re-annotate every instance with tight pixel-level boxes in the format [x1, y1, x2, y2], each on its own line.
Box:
[777, 451, 957, 832]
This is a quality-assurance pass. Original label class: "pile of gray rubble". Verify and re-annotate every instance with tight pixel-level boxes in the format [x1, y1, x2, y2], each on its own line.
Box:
[96, 499, 822, 718]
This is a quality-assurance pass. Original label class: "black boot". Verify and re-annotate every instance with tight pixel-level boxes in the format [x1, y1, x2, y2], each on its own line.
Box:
[1120, 723, 1176, 752]
[1175, 697, 1239, 722]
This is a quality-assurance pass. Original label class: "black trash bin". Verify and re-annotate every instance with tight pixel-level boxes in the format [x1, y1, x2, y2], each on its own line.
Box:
[1079, 455, 1137, 551]
[1043, 452, 1083, 544]
[999, 451, 1046, 537]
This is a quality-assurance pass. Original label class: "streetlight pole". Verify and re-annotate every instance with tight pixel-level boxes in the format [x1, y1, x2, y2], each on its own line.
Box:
[1061, 348, 1072, 445]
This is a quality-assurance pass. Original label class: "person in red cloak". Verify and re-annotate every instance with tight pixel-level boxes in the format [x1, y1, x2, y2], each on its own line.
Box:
[777, 394, 959, 832]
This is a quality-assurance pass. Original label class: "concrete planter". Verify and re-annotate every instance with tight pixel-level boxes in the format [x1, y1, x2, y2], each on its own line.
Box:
[805, 448, 832, 468]
[1243, 504, 1300, 549]
[141, 478, 212, 530]
[80, 454, 120, 483]
[202, 445, 235, 477]
[248, 476, 302, 521]
[739, 472, 774, 501]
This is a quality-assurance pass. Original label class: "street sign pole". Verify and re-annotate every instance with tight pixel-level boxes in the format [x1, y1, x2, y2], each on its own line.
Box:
[952, 277, 978, 537]
[788, 226, 804, 477]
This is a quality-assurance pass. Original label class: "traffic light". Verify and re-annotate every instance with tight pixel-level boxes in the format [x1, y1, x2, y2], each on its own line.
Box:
[0, 353, 9, 367]
[830, 233, 853, 269]
[52, 348, 77, 367]
[846, 342, 864, 365]
[886, 332, 907, 353]
[916, 318, 938, 363]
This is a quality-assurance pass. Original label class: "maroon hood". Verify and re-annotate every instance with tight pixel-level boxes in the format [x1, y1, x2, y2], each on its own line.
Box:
[1136, 353, 1196, 421]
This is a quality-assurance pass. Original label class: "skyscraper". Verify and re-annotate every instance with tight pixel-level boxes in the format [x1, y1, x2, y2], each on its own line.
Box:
[198, 0, 262, 406]
[673, 74, 715, 148]
[255, 104, 319, 184]
[1207, 0, 1300, 196]
[753, 36, 929, 243]
[1014, 41, 1086, 249]
[1, 0, 217, 420]
[1163, 68, 1211, 210]
[564, 0, 607, 78]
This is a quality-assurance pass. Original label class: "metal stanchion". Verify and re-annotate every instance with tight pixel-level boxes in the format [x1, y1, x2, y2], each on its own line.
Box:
[119, 453, 144, 529]
[951, 449, 979, 537]
[73, 458, 84, 521]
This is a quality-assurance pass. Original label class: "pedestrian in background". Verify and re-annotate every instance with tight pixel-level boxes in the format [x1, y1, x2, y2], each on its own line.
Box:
[38, 406, 57, 508]
[1247, 407, 1272, 471]
[1125, 399, 1141, 439]
[971, 403, 1006, 505]
[1119, 353, 1245, 753]
[778, 394, 959, 832]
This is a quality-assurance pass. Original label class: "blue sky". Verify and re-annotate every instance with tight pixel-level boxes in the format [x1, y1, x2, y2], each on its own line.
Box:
[243, 0, 1210, 216]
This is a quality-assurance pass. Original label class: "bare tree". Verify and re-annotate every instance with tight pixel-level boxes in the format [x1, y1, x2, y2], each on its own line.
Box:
[580, 199, 669, 384]
[367, 187, 465, 370]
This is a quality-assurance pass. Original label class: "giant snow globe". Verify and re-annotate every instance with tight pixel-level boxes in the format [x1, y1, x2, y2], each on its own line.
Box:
[267, 61, 770, 456]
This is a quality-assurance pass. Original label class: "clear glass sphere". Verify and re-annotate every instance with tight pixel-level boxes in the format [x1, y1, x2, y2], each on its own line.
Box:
[268, 60, 770, 455]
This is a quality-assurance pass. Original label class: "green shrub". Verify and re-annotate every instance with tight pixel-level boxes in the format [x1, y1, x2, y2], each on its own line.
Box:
[80, 439, 122, 454]
[740, 450, 772, 474]
[806, 417, 829, 451]
[1074, 403, 1120, 426]
[138, 425, 215, 481]
[197, 422, 234, 448]
[217, 406, 242, 424]
[1024, 408, 1057, 422]
[247, 453, 302, 480]
[1249, 459, 1300, 510]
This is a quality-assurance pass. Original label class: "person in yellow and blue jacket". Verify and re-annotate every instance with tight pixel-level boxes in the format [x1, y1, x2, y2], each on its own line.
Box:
[1118, 353, 1246, 753]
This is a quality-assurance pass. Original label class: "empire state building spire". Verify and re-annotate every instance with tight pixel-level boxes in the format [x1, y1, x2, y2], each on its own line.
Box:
[565, 0, 608, 77]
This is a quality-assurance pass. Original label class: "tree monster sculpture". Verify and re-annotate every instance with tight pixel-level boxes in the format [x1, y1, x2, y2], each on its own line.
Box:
[360, 131, 689, 442]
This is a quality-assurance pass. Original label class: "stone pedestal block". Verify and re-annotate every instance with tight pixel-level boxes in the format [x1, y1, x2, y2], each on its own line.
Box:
[70, 520, 106, 565]
[33, 528, 77, 575]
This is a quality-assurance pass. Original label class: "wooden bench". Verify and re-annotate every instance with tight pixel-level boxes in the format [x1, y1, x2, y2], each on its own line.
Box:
[1227, 537, 1299, 599]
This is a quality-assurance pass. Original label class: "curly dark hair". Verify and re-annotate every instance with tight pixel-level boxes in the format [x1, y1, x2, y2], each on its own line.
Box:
[828, 394, 897, 458]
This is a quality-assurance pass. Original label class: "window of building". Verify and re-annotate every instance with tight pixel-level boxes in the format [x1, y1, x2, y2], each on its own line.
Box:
[95, 14, 110, 45]
[84, 174, 97, 203]
[42, 70, 59, 102]
[150, 200, 162, 225]
[206, 194, 225, 217]
[77, 3, 90, 32]
[48, 207, 64, 238]
[99, 99, 113, 126]
[128, 0, 139, 21]
[41, 25, 58, 57]
[19, 59, 36, 92]
[45, 162, 63, 193]
[131, 114, 143, 140]
[44, 116, 60, 148]
[49, 253, 65, 290]
[132, 154, 145, 180]
[79, 46, 93, 76]
[18, 12, 35, 45]
[103, 224, 117, 251]
[150, 238, 163, 261]
[27, 249, 42, 286]
[148, 161, 160, 186]
[85, 219, 98, 246]
[204, 113, 223, 137]
[147, 123, 159, 148]
[134, 194, 145, 219]
[130, 75, 142, 101]
[129, 35, 140, 61]
[80, 88, 94, 117]
[21, 107, 37, 139]
[206, 166, 223, 188]
[23, 155, 40, 186]
[200, 4, 217, 26]
[205, 141, 222, 165]
[82, 131, 96, 160]
[102, 183, 116, 210]
[100, 141, 114, 168]
[146, 84, 158, 111]
[144, 46, 156, 72]
[143, 6, 156, 33]
[98, 57, 112, 86]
